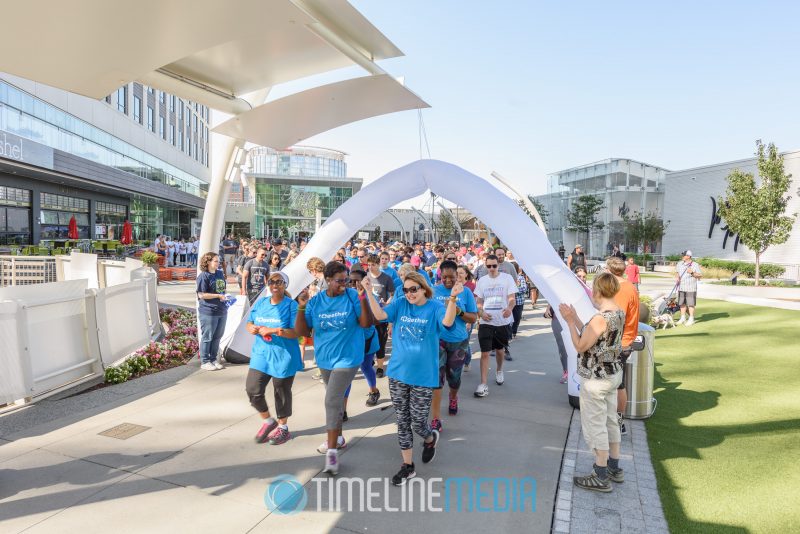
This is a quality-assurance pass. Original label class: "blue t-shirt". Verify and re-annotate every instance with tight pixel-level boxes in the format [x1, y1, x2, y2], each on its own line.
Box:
[305, 288, 364, 369]
[196, 269, 227, 316]
[248, 297, 302, 378]
[382, 298, 450, 387]
[432, 284, 477, 342]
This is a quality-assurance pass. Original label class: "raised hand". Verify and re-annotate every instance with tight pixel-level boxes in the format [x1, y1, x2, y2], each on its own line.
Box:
[451, 282, 464, 296]
[360, 277, 373, 294]
[297, 289, 310, 306]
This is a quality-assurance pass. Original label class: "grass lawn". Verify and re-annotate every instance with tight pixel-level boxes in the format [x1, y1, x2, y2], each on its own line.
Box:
[647, 299, 800, 533]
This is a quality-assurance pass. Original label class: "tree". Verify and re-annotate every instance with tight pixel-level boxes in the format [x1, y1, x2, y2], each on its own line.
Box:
[436, 210, 457, 242]
[519, 197, 549, 226]
[718, 142, 796, 284]
[372, 225, 381, 241]
[623, 211, 670, 254]
[566, 195, 605, 256]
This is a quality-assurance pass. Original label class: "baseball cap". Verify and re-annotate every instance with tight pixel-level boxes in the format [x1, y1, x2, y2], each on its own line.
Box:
[575, 244, 583, 248]
[682, 250, 693, 257]
[273, 239, 283, 245]
[410, 255, 421, 267]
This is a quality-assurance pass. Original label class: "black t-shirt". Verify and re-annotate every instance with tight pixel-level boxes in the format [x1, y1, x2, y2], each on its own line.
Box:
[243, 259, 269, 293]
[367, 271, 394, 303]
[570, 252, 586, 271]
[222, 239, 237, 254]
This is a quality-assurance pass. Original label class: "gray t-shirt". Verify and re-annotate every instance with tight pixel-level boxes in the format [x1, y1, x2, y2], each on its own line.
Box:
[367, 271, 394, 303]
[243, 259, 269, 294]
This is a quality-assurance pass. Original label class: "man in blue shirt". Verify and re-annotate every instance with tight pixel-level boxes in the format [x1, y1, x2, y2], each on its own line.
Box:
[430, 260, 478, 429]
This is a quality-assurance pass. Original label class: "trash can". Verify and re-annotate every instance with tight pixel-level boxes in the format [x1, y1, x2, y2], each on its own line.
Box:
[624, 323, 656, 419]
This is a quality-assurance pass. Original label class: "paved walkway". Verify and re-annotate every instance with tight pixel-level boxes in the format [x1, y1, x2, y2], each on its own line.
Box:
[0, 305, 576, 533]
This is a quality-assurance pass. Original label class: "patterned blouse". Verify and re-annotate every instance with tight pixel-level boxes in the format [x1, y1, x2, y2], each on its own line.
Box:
[577, 310, 624, 379]
[515, 274, 528, 306]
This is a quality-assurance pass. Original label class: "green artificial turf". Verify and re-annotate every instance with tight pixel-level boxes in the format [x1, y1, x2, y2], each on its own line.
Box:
[646, 299, 800, 533]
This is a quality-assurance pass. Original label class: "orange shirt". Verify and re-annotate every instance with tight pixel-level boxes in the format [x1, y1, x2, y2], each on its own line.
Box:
[614, 279, 639, 347]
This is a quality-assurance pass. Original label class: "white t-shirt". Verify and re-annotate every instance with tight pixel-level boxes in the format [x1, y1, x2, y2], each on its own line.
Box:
[475, 272, 518, 326]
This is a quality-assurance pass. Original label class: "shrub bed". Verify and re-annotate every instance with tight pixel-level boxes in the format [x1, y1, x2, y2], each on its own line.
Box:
[103, 307, 198, 385]
[696, 258, 785, 278]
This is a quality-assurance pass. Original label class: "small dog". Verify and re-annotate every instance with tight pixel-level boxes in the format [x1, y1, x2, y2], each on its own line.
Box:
[653, 313, 676, 329]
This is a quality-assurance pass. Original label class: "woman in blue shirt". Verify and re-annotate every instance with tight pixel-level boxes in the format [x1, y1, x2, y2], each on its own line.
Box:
[196, 252, 228, 371]
[295, 261, 374, 475]
[362, 271, 460, 486]
[245, 271, 300, 446]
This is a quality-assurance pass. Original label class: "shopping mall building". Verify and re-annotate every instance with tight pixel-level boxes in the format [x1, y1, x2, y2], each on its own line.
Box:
[0, 73, 209, 246]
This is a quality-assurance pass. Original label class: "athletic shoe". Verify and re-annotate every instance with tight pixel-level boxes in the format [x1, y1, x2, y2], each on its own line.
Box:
[448, 396, 458, 415]
[430, 418, 442, 432]
[268, 427, 291, 445]
[686, 317, 695, 326]
[200, 362, 217, 371]
[618, 413, 627, 435]
[495, 370, 505, 385]
[574, 470, 612, 493]
[676, 316, 686, 325]
[392, 463, 416, 486]
[608, 466, 624, 483]
[560, 370, 568, 384]
[463, 362, 471, 373]
[213, 361, 225, 370]
[421, 429, 439, 464]
[323, 450, 338, 475]
[376, 368, 385, 379]
[504, 347, 513, 361]
[474, 383, 489, 398]
[366, 390, 380, 406]
[255, 420, 278, 444]
[342, 411, 349, 422]
[312, 370, 322, 380]
[317, 436, 347, 454]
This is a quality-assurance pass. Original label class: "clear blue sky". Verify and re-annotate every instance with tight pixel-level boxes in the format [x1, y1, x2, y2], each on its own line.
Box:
[279, 1, 800, 206]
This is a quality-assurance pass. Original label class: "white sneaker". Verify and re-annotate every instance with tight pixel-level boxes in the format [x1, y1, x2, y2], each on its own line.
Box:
[495, 370, 505, 385]
[317, 436, 347, 454]
[213, 361, 225, 370]
[676, 316, 686, 325]
[685, 317, 695, 326]
[474, 383, 489, 398]
[200, 363, 217, 371]
[323, 450, 339, 475]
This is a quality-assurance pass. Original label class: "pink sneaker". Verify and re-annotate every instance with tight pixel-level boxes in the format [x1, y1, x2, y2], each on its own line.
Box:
[560, 371, 568, 384]
[255, 420, 278, 444]
[268, 427, 291, 445]
[431, 418, 443, 432]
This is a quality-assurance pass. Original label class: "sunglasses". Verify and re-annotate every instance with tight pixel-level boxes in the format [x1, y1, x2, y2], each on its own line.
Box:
[267, 279, 285, 286]
[486, 264, 498, 269]
[445, 256, 456, 260]
[330, 277, 349, 285]
[402, 285, 422, 294]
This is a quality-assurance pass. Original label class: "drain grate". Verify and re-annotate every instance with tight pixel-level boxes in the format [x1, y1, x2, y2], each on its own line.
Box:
[98, 423, 151, 440]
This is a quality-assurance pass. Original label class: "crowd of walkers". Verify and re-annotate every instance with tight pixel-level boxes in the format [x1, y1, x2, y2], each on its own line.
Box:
[195, 235, 641, 492]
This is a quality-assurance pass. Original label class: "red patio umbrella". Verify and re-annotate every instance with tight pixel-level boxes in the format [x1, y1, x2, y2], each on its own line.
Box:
[67, 215, 79, 239]
[120, 220, 133, 245]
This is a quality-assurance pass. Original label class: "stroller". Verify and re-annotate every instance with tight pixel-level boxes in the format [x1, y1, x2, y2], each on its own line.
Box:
[655, 280, 681, 316]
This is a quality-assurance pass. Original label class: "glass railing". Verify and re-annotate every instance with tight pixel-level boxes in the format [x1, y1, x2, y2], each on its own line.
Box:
[0, 80, 208, 199]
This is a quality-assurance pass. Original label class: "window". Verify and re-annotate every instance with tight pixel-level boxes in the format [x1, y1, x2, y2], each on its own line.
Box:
[159, 91, 165, 104]
[0, 186, 31, 206]
[133, 95, 142, 123]
[178, 101, 183, 119]
[147, 86, 154, 94]
[169, 95, 175, 112]
[159, 116, 166, 139]
[178, 130, 183, 150]
[192, 113, 197, 132]
[147, 106, 154, 132]
[116, 86, 127, 113]
[39, 193, 90, 240]
[169, 124, 175, 145]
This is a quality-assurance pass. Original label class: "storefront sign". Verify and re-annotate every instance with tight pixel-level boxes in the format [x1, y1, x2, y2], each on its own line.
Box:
[0, 130, 54, 169]
[708, 196, 740, 251]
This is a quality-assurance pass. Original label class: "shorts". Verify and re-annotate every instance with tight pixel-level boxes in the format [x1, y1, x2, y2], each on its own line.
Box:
[678, 291, 697, 307]
[437, 338, 469, 390]
[478, 323, 510, 352]
[618, 348, 632, 390]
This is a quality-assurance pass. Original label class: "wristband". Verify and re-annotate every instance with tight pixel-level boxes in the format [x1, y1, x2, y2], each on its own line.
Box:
[298, 306, 306, 311]
[358, 294, 367, 301]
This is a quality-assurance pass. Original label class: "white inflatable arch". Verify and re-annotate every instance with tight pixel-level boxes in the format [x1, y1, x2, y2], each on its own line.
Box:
[227, 159, 596, 399]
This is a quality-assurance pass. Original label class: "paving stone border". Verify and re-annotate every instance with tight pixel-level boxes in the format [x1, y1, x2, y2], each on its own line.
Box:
[553, 410, 670, 534]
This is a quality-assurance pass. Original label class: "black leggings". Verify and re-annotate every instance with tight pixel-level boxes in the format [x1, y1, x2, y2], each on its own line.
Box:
[245, 369, 294, 419]
[389, 378, 433, 450]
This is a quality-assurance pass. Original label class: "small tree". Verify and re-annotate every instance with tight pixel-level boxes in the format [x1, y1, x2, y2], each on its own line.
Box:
[566, 195, 605, 256]
[718, 142, 796, 284]
[436, 210, 456, 242]
[623, 211, 670, 253]
[519, 197, 549, 226]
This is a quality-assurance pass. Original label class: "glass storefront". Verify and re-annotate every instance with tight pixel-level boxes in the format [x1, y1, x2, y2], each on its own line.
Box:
[95, 201, 127, 240]
[129, 195, 198, 242]
[0, 186, 31, 245]
[39, 192, 90, 239]
[254, 181, 354, 239]
[249, 146, 347, 178]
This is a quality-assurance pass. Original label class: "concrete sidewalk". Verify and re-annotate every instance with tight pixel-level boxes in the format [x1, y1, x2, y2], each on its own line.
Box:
[0, 307, 573, 533]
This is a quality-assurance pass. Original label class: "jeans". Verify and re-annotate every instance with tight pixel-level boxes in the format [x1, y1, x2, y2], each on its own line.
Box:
[199, 313, 227, 364]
